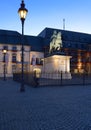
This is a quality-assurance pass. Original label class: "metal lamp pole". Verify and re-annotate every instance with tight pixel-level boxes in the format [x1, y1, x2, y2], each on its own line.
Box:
[3, 49, 7, 81]
[18, 0, 28, 92]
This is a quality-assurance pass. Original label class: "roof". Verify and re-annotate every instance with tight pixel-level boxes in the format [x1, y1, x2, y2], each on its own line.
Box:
[0, 29, 44, 51]
[0, 29, 21, 45]
[0, 28, 91, 51]
[0, 29, 29, 45]
[25, 35, 44, 52]
[38, 27, 91, 42]
[38, 27, 91, 50]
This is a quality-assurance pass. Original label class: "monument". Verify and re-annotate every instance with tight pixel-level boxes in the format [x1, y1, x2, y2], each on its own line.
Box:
[49, 30, 62, 53]
[42, 30, 72, 79]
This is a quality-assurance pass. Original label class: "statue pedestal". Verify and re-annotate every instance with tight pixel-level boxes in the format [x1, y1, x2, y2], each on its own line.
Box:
[42, 55, 72, 79]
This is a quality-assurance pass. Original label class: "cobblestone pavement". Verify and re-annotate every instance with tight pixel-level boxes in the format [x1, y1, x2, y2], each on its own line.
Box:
[0, 79, 91, 130]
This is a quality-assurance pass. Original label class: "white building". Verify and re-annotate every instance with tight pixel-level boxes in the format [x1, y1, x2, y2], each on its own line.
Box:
[0, 29, 44, 77]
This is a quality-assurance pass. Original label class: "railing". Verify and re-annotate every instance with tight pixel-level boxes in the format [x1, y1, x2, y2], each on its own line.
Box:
[13, 72, 91, 87]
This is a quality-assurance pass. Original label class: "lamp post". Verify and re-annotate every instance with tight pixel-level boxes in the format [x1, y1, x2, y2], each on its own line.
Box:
[18, 0, 28, 92]
[3, 49, 7, 81]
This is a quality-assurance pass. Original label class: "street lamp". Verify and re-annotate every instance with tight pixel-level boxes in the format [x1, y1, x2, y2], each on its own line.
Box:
[18, 0, 28, 92]
[3, 49, 7, 81]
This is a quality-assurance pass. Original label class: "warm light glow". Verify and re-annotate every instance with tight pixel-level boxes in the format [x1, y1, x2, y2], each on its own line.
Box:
[44, 55, 71, 73]
[33, 68, 41, 78]
[3, 49, 7, 54]
[18, 0, 28, 20]
[78, 62, 82, 69]
[18, 10, 27, 19]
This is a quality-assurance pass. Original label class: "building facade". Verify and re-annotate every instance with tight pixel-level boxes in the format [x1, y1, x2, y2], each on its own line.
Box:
[0, 27, 91, 77]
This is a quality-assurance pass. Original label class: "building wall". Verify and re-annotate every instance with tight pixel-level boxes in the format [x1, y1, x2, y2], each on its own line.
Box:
[0, 28, 91, 78]
[30, 51, 44, 72]
[0, 44, 30, 77]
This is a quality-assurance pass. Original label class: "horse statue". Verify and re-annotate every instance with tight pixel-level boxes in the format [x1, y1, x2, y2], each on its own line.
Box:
[49, 30, 57, 53]
[49, 31, 62, 53]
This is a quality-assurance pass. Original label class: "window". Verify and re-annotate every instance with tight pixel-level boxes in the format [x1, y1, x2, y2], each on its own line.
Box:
[31, 57, 43, 65]
[40, 59, 43, 65]
[12, 46, 17, 51]
[36, 58, 43, 65]
[12, 53, 17, 62]
[3, 46, 8, 50]
[36, 58, 40, 65]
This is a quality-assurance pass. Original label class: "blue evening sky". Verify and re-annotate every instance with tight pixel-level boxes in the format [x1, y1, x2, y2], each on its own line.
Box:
[0, 0, 91, 36]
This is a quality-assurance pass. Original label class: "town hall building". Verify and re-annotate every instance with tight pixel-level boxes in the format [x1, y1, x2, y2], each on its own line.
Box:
[0, 27, 91, 78]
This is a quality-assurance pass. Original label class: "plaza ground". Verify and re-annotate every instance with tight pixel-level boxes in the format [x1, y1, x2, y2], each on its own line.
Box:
[0, 79, 91, 130]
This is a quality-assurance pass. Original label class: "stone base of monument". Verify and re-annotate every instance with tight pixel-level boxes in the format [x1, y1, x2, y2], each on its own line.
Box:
[42, 55, 72, 79]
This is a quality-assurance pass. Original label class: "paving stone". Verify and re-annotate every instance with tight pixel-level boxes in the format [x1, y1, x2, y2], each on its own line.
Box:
[0, 79, 91, 130]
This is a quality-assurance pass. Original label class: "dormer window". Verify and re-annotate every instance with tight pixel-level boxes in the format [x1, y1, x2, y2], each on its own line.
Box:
[12, 46, 17, 51]
[3, 46, 8, 50]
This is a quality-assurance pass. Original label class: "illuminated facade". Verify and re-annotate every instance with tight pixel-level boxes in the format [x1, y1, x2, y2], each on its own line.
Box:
[39, 28, 91, 74]
[0, 44, 30, 77]
[0, 27, 91, 77]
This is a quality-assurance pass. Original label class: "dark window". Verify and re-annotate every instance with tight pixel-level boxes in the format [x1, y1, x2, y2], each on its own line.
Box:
[12, 46, 17, 51]
[12, 53, 17, 62]
[36, 58, 43, 65]
[3, 46, 8, 50]
[40, 59, 43, 65]
[31, 57, 43, 65]
[36, 58, 40, 65]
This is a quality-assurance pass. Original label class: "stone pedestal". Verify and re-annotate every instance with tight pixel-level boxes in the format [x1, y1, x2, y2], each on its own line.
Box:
[42, 55, 72, 79]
